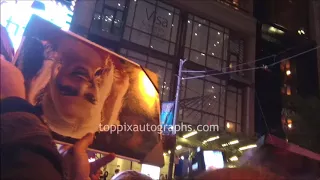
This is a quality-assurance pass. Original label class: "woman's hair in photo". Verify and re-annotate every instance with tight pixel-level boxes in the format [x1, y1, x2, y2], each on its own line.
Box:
[15, 37, 45, 83]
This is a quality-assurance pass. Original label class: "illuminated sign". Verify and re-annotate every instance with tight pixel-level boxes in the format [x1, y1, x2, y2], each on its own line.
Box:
[0, 0, 75, 51]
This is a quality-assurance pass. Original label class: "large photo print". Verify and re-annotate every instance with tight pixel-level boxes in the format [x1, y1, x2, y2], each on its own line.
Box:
[14, 15, 163, 166]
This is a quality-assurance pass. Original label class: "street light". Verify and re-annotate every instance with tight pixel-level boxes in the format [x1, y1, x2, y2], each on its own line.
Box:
[176, 145, 182, 150]
[229, 156, 238, 161]
[182, 131, 197, 139]
[239, 144, 257, 151]
[286, 70, 291, 76]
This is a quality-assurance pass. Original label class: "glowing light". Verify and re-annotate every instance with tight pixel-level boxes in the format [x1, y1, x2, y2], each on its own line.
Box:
[286, 70, 291, 76]
[197, 147, 201, 152]
[194, 33, 197, 36]
[168, 150, 171, 154]
[188, 20, 190, 23]
[288, 123, 292, 129]
[180, 156, 184, 160]
[168, 12, 171, 16]
[229, 156, 238, 161]
[217, 32, 220, 35]
[298, 29, 305, 35]
[226, 122, 230, 128]
[163, 153, 166, 156]
[88, 157, 95, 162]
[203, 136, 219, 144]
[183, 131, 197, 139]
[239, 144, 257, 151]
[269, 26, 284, 35]
[222, 140, 239, 147]
[176, 145, 182, 150]
[229, 140, 239, 145]
[201, 53, 205, 56]
[139, 71, 157, 99]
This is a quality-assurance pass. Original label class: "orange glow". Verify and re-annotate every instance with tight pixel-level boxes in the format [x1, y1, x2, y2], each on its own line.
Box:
[285, 61, 290, 69]
[138, 71, 158, 107]
[286, 86, 291, 95]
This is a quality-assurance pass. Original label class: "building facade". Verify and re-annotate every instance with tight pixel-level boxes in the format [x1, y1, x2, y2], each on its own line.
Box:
[254, 0, 319, 138]
[70, 0, 256, 176]
[309, 0, 320, 89]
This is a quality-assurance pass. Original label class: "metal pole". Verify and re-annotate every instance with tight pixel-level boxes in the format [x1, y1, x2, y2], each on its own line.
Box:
[168, 59, 186, 180]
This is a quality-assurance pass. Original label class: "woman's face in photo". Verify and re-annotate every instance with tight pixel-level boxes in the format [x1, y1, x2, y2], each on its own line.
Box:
[49, 41, 114, 120]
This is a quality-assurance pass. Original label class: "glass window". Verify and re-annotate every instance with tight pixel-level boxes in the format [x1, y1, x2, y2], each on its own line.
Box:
[183, 108, 201, 125]
[102, 9, 114, 33]
[225, 86, 243, 131]
[95, 0, 104, 13]
[104, 0, 126, 10]
[208, 28, 223, 59]
[191, 22, 208, 53]
[179, 71, 228, 125]
[202, 113, 219, 126]
[226, 107, 236, 122]
[203, 81, 220, 115]
[124, 0, 179, 55]
[184, 15, 229, 71]
[228, 36, 245, 75]
[113, 11, 123, 35]
[90, 0, 125, 38]
[226, 91, 237, 109]
[189, 49, 206, 66]
[185, 80, 203, 111]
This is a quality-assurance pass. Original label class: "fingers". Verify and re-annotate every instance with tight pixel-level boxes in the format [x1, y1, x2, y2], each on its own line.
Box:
[90, 153, 115, 174]
[74, 133, 94, 153]
[0, 56, 26, 99]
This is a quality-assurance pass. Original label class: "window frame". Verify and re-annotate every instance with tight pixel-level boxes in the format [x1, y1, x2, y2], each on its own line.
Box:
[123, 0, 180, 55]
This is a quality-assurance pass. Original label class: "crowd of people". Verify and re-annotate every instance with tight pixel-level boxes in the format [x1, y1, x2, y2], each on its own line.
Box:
[0, 24, 287, 179]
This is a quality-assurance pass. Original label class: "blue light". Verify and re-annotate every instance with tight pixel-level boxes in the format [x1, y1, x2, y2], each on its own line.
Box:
[0, 0, 74, 51]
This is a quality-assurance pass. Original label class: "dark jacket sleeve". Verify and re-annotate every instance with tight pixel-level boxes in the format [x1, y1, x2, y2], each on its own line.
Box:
[1, 97, 66, 180]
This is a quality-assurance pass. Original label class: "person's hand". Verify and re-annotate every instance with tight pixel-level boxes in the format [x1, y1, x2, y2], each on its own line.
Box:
[59, 133, 115, 180]
[0, 55, 26, 99]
